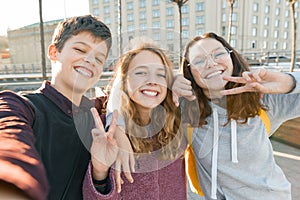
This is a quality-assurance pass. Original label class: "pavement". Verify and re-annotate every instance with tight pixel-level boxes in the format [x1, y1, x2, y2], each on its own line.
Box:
[187, 139, 300, 200]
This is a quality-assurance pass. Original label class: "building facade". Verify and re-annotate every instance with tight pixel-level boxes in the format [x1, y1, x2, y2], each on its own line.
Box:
[6, 19, 61, 72]
[89, 0, 300, 65]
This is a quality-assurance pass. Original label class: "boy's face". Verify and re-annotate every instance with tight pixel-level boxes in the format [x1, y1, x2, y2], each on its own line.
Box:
[49, 31, 108, 95]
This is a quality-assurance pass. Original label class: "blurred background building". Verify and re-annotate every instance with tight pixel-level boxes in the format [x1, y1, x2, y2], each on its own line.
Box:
[2, 0, 300, 73]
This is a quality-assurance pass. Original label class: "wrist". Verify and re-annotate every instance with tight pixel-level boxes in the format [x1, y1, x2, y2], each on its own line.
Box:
[91, 157, 110, 180]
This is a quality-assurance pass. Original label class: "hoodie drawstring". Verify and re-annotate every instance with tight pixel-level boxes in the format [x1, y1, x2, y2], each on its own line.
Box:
[231, 120, 238, 163]
[211, 109, 238, 199]
[211, 108, 218, 199]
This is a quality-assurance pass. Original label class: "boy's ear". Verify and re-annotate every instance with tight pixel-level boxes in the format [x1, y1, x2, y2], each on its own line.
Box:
[48, 44, 58, 61]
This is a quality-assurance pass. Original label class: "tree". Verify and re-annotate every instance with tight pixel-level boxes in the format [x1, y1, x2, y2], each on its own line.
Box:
[287, 0, 297, 72]
[39, 0, 47, 80]
[118, 0, 122, 57]
[170, 0, 189, 65]
[226, 0, 236, 43]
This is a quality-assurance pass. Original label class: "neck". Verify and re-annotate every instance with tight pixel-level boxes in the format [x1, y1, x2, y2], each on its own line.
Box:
[51, 80, 83, 106]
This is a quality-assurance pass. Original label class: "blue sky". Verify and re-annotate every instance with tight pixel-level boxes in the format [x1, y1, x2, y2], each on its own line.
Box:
[0, 0, 89, 36]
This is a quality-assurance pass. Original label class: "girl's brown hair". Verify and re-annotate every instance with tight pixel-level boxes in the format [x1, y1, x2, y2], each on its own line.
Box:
[181, 32, 265, 126]
[116, 43, 183, 160]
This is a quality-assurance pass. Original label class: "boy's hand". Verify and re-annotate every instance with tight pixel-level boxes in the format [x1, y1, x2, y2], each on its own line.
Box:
[114, 127, 135, 193]
[90, 108, 118, 180]
[172, 74, 196, 107]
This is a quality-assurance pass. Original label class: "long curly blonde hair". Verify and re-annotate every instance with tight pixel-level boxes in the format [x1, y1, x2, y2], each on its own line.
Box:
[116, 43, 184, 160]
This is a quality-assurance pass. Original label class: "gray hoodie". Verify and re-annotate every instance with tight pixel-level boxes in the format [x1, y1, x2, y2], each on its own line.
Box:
[192, 72, 300, 200]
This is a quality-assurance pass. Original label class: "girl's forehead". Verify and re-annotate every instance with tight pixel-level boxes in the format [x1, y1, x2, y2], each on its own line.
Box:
[189, 38, 223, 57]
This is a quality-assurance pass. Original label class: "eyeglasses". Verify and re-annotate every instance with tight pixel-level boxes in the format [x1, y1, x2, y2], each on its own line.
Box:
[189, 47, 232, 69]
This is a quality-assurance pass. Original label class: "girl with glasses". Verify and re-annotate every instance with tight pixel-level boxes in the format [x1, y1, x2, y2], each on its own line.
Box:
[180, 32, 300, 200]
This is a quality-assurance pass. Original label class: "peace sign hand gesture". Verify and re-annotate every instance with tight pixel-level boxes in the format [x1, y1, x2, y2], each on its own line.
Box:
[90, 107, 118, 180]
[221, 68, 295, 95]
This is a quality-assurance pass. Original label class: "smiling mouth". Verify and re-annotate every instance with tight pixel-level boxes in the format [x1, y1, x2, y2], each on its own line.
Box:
[205, 70, 223, 79]
[141, 89, 159, 97]
[74, 66, 93, 78]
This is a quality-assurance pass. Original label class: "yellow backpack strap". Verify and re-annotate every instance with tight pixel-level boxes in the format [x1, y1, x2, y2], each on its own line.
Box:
[259, 109, 271, 136]
[185, 124, 204, 196]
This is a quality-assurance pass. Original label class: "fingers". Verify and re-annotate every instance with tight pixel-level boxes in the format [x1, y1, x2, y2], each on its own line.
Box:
[172, 93, 179, 107]
[90, 107, 104, 131]
[129, 152, 135, 173]
[107, 110, 118, 140]
[115, 160, 123, 193]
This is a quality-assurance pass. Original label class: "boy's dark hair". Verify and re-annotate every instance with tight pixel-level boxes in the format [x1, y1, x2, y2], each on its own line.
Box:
[52, 15, 112, 53]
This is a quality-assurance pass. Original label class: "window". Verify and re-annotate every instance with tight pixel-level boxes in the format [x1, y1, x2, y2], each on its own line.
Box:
[93, 0, 98, 5]
[182, 18, 189, 26]
[152, 21, 160, 28]
[275, 8, 280, 16]
[153, 33, 160, 41]
[140, 11, 146, 20]
[166, 20, 174, 28]
[232, 13, 237, 21]
[127, 13, 134, 21]
[93, 8, 99, 16]
[222, 1, 227, 8]
[221, 26, 226, 35]
[265, 5, 270, 14]
[284, 21, 289, 28]
[153, 10, 160, 18]
[103, 0, 109, 2]
[196, 28, 204, 36]
[139, 0, 146, 8]
[264, 17, 269, 25]
[263, 41, 268, 49]
[274, 30, 278, 38]
[167, 32, 174, 40]
[275, 20, 279, 27]
[140, 23, 147, 30]
[127, 2, 133, 10]
[253, 3, 259, 12]
[230, 39, 236, 48]
[166, 7, 173, 16]
[104, 6, 110, 14]
[196, 2, 205, 11]
[127, 25, 134, 32]
[284, 31, 288, 39]
[182, 30, 189, 38]
[252, 16, 258, 24]
[276, 0, 281, 3]
[104, 17, 110, 25]
[273, 42, 278, 50]
[222, 13, 226, 22]
[263, 29, 268, 37]
[285, 10, 289, 17]
[252, 28, 257, 36]
[153, 0, 159, 6]
[231, 26, 237, 35]
[283, 42, 287, 49]
[182, 5, 189, 13]
[196, 16, 205, 24]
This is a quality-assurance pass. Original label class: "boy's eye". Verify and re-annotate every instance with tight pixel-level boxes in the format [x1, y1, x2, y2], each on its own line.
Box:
[96, 57, 104, 64]
[74, 48, 85, 53]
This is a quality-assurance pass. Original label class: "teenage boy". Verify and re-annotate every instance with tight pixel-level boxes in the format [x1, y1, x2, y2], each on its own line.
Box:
[0, 15, 116, 200]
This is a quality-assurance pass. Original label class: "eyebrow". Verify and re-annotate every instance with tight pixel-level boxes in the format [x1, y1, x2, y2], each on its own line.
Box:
[134, 65, 166, 70]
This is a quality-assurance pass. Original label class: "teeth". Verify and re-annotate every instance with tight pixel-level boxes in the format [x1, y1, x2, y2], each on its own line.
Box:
[75, 67, 92, 78]
[206, 71, 222, 79]
[142, 90, 158, 96]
